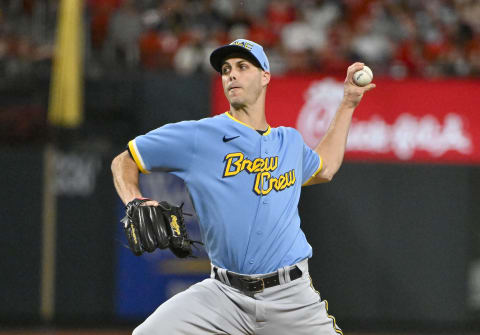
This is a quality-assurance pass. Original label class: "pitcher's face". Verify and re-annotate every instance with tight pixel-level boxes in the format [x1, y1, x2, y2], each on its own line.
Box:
[221, 58, 267, 109]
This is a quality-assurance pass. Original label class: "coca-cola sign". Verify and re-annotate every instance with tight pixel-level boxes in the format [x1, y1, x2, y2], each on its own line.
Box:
[212, 76, 480, 164]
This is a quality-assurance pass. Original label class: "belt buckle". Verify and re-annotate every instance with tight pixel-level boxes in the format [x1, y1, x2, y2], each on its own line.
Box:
[240, 276, 265, 293]
[254, 278, 265, 293]
[248, 277, 265, 293]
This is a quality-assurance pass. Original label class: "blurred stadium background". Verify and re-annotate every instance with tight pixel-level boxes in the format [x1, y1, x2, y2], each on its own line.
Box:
[2, 0, 480, 334]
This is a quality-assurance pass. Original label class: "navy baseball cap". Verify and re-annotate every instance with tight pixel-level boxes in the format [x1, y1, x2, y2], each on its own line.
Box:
[210, 39, 270, 73]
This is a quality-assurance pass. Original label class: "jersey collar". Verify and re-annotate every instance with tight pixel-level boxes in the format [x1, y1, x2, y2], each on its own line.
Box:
[225, 112, 271, 136]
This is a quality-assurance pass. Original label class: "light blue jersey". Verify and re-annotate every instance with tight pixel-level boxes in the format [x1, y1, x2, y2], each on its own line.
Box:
[128, 112, 322, 274]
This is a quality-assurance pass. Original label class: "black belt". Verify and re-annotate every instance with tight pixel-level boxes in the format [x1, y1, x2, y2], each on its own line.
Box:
[213, 266, 302, 293]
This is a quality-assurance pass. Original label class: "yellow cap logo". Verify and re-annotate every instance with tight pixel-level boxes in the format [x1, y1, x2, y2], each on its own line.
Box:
[230, 40, 253, 51]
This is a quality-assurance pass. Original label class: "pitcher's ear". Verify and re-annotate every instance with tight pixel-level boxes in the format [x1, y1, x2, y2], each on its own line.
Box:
[262, 71, 271, 86]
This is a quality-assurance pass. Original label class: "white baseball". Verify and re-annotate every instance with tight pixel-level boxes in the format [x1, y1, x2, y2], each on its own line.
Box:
[353, 65, 373, 87]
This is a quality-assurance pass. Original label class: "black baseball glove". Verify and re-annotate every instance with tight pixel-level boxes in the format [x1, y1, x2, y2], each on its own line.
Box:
[121, 198, 201, 258]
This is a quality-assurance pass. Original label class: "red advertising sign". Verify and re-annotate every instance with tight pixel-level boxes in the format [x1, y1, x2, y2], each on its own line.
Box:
[212, 76, 480, 164]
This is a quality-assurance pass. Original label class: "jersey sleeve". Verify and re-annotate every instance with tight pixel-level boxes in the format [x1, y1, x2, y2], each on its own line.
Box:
[301, 141, 322, 186]
[127, 120, 197, 177]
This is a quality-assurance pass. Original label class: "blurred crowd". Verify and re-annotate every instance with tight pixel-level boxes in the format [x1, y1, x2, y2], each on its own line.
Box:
[0, 0, 480, 77]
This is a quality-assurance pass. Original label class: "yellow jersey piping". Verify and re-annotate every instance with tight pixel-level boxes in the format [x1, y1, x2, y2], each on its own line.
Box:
[128, 140, 150, 174]
[302, 154, 323, 186]
[225, 112, 271, 136]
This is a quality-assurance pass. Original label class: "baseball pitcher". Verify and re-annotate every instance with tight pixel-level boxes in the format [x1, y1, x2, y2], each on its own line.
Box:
[111, 39, 375, 334]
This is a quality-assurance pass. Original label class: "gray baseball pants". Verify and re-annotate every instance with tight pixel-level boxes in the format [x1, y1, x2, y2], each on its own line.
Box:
[132, 259, 342, 335]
